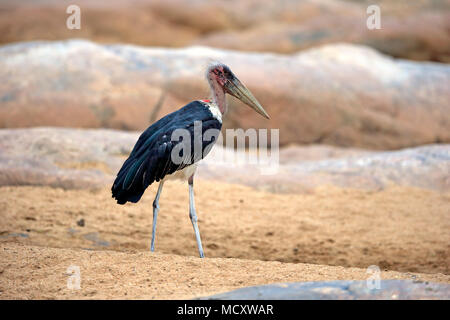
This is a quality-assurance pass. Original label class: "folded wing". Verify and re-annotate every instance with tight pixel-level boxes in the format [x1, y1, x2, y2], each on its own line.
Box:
[112, 101, 222, 204]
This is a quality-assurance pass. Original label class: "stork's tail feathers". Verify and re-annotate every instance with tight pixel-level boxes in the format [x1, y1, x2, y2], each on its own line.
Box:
[111, 181, 145, 205]
[111, 158, 148, 205]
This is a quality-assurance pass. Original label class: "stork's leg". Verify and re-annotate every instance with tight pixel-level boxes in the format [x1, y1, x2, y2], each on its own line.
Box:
[151, 181, 164, 252]
[188, 175, 205, 258]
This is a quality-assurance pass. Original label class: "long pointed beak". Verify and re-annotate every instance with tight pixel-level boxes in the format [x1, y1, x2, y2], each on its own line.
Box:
[225, 78, 270, 119]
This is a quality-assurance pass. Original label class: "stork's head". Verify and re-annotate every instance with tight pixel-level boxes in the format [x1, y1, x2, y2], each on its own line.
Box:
[206, 63, 270, 119]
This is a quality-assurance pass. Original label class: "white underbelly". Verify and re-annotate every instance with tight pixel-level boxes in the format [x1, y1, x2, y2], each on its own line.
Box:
[163, 163, 198, 182]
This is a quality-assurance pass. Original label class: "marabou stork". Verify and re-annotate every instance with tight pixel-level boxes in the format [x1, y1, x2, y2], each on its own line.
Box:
[112, 62, 269, 258]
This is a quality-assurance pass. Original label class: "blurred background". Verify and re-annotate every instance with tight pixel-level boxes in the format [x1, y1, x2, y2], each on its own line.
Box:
[0, 0, 449, 299]
[0, 0, 448, 142]
[0, 0, 449, 149]
[2, 0, 450, 61]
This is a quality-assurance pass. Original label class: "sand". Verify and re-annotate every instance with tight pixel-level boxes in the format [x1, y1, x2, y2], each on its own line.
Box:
[1, 242, 449, 300]
[0, 180, 449, 299]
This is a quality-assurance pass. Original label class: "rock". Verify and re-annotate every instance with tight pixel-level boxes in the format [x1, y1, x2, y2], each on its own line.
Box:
[0, 233, 29, 239]
[83, 232, 110, 247]
[0, 128, 448, 193]
[1, 40, 449, 149]
[76, 219, 85, 227]
[199, 143, 450, 193]
[278, 145, 372, 163]
[0, 0, 200, 48]
[197, 0, 450, 62]
[0, 127, 138, 189]
[1, 0, 449, 62]
[199, 280, 450, 300]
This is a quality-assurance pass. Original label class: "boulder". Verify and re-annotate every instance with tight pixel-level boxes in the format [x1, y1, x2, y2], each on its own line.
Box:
[199, 280, 450, 300]
[0, 127, 137, 189]
[0, 40, 449, 149]
[0, 128, 448, 193]
[0, 0, 449, 62]
[201, 143, 450, 193]
[196, 0, 450, 62]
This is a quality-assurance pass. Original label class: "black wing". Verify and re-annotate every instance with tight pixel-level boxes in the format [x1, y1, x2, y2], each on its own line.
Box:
[112, 101, 222, 204]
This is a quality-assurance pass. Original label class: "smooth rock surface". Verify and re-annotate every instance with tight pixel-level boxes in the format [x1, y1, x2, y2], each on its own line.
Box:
[0, 128, 448, 193]
[1, 0, 449, 62]
[199, 280, 450, 300]
[1, 40, 449, 149]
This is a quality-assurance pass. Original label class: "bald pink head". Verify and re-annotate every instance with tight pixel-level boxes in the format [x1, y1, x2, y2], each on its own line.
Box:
[205, 62, 270, 119]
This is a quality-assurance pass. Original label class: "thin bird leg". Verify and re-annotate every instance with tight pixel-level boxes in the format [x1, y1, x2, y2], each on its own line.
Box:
[188, 175, 205, 258]
[151, 181, 164, 252]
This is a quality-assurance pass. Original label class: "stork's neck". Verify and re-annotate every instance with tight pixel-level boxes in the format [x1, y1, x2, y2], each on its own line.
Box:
[208, 76, 227, 115]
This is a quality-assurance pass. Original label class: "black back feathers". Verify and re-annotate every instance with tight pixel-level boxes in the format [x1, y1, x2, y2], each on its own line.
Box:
[112, 101, 222, 204]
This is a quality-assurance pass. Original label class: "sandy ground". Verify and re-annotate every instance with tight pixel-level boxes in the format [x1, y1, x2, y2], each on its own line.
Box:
[1, 242, 448, 300]
[0, 180, 449, 299]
